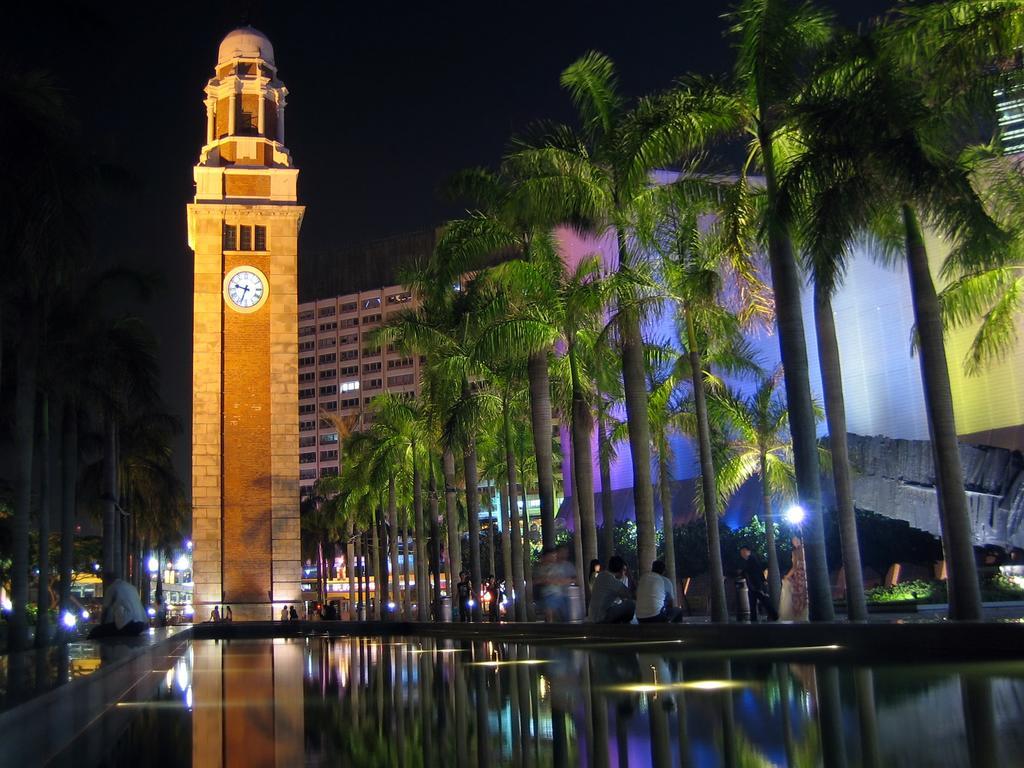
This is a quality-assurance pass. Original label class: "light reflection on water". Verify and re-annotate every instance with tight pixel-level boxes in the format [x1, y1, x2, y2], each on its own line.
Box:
[82, 636, 1024, 767]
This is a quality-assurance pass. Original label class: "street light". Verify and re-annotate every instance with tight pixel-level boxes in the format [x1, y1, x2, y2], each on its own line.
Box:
[147, 556, 160, 574]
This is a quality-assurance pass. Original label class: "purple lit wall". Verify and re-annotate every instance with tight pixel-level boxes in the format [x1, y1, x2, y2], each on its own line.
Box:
[555, 173, 1024, 530]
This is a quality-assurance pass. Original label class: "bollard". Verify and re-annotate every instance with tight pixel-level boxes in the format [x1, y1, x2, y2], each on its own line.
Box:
[439, 596, 453, 623]
[735, 576, 751, 622]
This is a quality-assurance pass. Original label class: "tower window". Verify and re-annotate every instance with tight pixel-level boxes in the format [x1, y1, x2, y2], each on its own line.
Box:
[222, 223, 237, 251]
[239, 226, 252, 251]
[255, 226, 267, 251]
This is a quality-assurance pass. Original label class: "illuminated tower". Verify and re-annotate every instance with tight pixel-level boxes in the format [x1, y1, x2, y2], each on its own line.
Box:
[187, 27, 304, 621]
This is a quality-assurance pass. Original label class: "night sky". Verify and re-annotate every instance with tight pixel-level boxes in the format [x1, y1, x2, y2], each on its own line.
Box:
[2, 0, 893, 478]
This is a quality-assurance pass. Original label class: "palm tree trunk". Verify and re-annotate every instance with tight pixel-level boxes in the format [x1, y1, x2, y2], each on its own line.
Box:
[597, 404, 616, 562]
[357, 530, 366, 618]
[401, 523, 413, 618]
[518, 456, 536, 621]
[760, 133, 834, 621]
[387, 478, 402, 618]
[371, 509, 382, 619]
[619, 302, 656, 575]
[504, 404, 527, 622]
[345, 519, 355, 618]
[486, 500, 495, 578]
[464, 439, 483, 620]
[413, 455, 429, 621]
[686, 310, 728, 622]
[569, 345, 598, 587]
[902, 204, 982, 620]
[59, 399, 77, 619]
[814, 283, 868, 621]
[527, 352, 556, 550]
[428, 464, 443, 619]
[498, 485, 513, 620]
[11, 341, 38, 651]
[759, 452, 782, 611]
[36, 394, 52, 648]
[443, 448, 462, 585]
[101, 414, 118, 577]
[658, 440, 677, 586]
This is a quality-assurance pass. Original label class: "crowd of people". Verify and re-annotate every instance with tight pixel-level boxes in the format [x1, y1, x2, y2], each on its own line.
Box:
[451, 538, 810, 624]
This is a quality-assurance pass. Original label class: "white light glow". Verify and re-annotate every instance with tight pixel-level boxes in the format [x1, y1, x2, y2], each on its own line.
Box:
[147, 556, 159, 574]
[784, 505, 806, 525]
[175, 555, 189, 571]
[62, 611, 77, 629]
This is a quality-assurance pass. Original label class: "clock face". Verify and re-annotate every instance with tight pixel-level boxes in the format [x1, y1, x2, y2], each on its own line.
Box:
[225, 269, 266, 310]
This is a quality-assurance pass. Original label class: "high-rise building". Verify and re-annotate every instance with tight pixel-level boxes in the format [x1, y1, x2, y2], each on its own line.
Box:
[298, 283, 424, 498]
[188, 27, 303, 620]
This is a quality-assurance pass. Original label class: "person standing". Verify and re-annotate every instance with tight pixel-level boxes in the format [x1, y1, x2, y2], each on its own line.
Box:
[289, 605, 299, 621]
[456, 571, 473, 622]
[779, 537, 809, 621]
[587, 556, 635, 624]
[636, 560, 684, 623]
[739, 545, 778, 622]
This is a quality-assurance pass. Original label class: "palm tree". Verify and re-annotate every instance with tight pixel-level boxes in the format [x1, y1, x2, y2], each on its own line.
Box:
[725, 0, 838, 621]
[939, 149, 1024, 376]
[475, 243, 609, 590]
[713, 371, 828, 612]
[377, 271, 493, 618]
[436, 169, 562, 552]
[504, 52, 736, 573]
[783, 3, 1024, 619]
[1, 70, 91, 651]
[644, 172, 770, 622]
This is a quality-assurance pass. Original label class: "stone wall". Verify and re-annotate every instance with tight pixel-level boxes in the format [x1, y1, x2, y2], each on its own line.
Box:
[843, 433, 1024, 550]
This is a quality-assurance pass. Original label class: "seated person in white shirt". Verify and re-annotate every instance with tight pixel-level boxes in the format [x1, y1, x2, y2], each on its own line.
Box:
[88, 572, 149, 638]
[635, 560, 684, 623]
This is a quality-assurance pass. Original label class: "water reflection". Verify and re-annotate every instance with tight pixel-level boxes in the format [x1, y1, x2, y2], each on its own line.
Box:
[84, 635, 1024, 767]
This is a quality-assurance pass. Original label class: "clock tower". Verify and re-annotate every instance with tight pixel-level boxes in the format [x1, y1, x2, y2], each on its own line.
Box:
[187, 27, 304, 621]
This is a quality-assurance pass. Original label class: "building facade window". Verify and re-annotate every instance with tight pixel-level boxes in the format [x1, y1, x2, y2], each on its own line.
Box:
[319, 369, 337, 380]
[299, 388, 315, 400]
[254, 225, 267, 251]
[318, 353, 336, 365]
[387, 373, 415, 388]
[339, 380, 360, 393]
[318, 306, 336, 318]
[299, 356, 315, 368]
[319, 385, 338, 397]
[222, 223, 237, 251]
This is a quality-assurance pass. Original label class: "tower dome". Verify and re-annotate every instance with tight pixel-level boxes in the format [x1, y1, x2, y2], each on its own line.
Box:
[218, 26, 275, 65]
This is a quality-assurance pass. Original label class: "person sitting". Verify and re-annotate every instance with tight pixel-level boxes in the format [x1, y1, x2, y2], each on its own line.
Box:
[210, 606, 221, 622]
[587, 556, 635, 624]
[88, 572, 149, 638]
[636, 560, 684, 623]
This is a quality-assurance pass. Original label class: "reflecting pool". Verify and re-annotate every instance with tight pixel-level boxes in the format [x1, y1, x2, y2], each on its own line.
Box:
[55, 635, 1024, 767]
